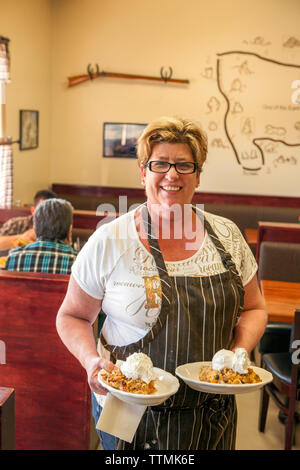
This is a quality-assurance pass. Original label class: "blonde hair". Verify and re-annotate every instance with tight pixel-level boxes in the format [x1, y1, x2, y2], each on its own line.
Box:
[136, 116, 207, 172]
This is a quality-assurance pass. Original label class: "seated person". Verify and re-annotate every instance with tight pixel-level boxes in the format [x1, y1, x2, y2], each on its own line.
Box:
[0, 189, 57, 251]
[5, 198, 77, 274]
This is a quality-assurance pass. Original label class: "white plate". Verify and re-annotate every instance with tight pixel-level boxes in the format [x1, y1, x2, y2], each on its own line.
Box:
[175, 361, 273, 395]
[98, 367, 180, 406]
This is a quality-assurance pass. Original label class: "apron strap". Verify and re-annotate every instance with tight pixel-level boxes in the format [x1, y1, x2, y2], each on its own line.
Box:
[203, 214, 245, 313]
[100, 205, 174, 360]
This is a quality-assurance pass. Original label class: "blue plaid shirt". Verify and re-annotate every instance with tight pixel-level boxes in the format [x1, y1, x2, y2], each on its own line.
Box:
[4, 238, 77, 274]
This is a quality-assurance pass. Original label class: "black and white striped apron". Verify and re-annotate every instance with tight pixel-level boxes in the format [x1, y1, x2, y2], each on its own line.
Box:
[100, 206, 245, 450]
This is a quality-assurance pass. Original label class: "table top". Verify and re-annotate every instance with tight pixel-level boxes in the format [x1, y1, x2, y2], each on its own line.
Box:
[0, 387, 14, 406]
[260, 280, 300, 323]
[244, 228, 257, 246]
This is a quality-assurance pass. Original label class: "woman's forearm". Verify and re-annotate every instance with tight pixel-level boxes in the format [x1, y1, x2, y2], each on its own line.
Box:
[56, 276, 114, 394]
[231, 308, 268, 355]
[56, 313, 98, 371]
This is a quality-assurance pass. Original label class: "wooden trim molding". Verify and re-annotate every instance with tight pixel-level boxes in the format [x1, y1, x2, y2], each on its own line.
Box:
[52, 183, 300, 208]
[1, 185, 299, 232]
[0, 208, 118, 230]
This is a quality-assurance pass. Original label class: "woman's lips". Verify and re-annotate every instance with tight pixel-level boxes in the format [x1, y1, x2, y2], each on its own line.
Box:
[160, 186, 182, 192]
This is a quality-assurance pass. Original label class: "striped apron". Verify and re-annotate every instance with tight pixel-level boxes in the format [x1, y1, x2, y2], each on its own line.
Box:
[100, 206, 245, 450]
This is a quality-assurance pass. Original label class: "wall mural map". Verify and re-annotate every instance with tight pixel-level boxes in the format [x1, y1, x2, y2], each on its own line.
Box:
[202, 37, 300, 176]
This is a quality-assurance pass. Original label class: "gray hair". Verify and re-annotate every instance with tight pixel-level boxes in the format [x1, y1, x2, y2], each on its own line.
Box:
[33, 198, 73, 241]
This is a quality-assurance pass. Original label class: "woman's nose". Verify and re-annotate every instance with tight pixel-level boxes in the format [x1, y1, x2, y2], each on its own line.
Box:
[166, 165, 179, 179]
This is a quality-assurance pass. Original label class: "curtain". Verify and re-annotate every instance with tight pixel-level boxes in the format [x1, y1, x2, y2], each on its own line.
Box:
[0, 143, 13, 207]
[0, 37, 13, 208]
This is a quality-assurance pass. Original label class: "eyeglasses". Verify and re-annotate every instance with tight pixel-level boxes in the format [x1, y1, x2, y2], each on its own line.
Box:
[144, 161, 198, 174]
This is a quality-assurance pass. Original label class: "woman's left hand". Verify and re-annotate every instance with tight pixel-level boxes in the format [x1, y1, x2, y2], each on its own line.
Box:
[86, 355, 115, 395]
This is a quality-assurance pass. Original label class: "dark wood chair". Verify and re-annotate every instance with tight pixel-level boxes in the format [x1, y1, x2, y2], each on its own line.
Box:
[0, 271, 91, 449]
[258, 241, 300, 284]
[259, 309, 300, 450]
[257, 241, 300, 364]
[256, 222, 300, 263]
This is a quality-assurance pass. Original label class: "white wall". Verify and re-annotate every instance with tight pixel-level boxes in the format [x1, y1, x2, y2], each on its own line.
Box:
[2, 0, 300, 203]
[50, 0, 300, 196]
[1, 0, 52, 205]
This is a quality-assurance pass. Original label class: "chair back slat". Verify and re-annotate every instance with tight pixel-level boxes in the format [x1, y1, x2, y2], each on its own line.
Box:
[256, 221, 300, 262]
[258, 241, 300, 284]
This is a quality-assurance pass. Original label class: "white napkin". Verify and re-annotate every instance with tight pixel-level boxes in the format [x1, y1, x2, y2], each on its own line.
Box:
[96, 392, 147, 443]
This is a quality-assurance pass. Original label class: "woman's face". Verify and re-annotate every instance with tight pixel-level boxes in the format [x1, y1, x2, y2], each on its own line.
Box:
[140, 142, 200, 212]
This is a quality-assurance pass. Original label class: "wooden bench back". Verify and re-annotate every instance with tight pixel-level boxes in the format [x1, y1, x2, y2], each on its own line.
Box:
[256, 222, 300, 262]
[0, 271, 90, 450]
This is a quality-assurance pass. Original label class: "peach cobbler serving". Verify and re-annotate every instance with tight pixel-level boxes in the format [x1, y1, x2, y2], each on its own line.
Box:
[199, 366, 261, 384]
[99, 352, 158, 395]
[100, 367, 157, 394]
[199, 348, 262, 385]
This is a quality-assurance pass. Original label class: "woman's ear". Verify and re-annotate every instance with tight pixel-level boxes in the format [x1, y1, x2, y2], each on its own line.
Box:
[67, 224, 73, 242]
[140, 165, 146, 186]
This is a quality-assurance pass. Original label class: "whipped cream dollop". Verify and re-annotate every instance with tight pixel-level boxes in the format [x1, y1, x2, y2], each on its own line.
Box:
[212, 349, 235, 371]
[120, 352, 157, 384]
[232, 348, 251, 374]
[211, 348, 251, 375]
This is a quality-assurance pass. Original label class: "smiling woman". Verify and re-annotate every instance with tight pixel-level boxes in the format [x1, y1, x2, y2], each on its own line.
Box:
[141, 142, 199, 209]
[135, 118, 208, 259]
[56, 116, 267, 451]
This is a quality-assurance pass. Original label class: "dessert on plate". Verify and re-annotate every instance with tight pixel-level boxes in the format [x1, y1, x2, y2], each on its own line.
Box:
[199, 348, 262, 384]
[99, 352, 158, 394]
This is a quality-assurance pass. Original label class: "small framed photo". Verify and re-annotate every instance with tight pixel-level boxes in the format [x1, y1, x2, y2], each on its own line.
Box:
[103, 122, 147, 158]
[19, 110, 39, 150]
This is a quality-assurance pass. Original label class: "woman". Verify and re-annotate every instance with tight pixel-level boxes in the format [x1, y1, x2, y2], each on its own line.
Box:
[56, 116, 267, 450]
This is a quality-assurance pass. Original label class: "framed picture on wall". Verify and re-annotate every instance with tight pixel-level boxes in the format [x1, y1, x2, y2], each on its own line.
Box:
[103, 122, 147, 158]
[19, 110, 39, 150]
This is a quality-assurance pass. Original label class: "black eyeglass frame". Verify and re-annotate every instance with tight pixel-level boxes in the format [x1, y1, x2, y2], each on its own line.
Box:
[144, 160, 198, 174]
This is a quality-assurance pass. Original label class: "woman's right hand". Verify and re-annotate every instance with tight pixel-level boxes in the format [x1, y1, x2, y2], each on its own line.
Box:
[86, 356, 115, 395]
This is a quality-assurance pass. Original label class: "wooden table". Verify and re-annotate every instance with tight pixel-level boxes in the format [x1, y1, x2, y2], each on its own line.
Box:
[244, 228, 257, 248]
[260, 280, 300, 323]
[0, 387, 15, 450]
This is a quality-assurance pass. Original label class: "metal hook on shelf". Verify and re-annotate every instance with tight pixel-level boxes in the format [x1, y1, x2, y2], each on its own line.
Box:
[87, 63, 100, 79]
[160, 66, 173, 82]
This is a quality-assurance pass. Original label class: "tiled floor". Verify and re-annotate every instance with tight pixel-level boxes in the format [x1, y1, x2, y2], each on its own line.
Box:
[236, 390, 300, 450]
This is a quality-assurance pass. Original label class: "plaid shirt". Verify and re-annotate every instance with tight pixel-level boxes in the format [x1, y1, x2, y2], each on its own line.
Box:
[4, 238, 77, 274]
[0, 215, 33, 236]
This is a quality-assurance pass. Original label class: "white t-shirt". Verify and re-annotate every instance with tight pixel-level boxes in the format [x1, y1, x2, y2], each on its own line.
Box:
[72, 206, 257, 353]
